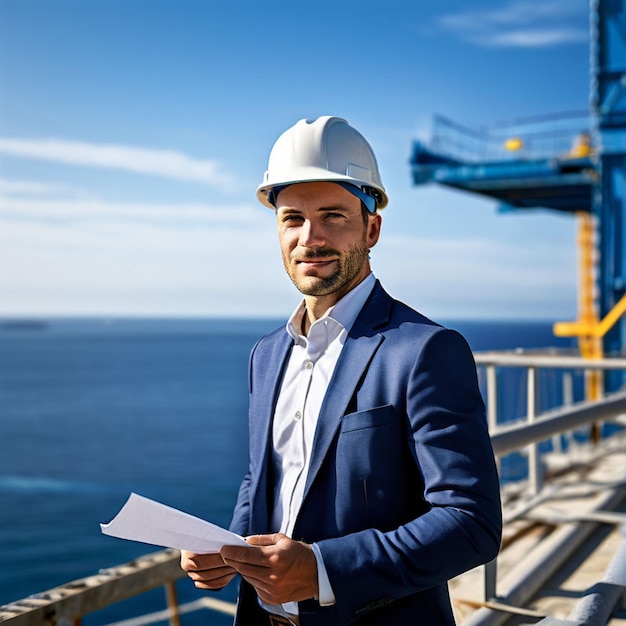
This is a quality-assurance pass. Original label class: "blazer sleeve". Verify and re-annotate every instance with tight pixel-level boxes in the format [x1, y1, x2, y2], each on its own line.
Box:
[229, 470, 252, 536]
[229, 337, 259, 537]
[316, 327, 502, 622]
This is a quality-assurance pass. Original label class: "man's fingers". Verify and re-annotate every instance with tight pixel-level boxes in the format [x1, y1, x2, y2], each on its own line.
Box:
[245, 533, 282, 547]
[186, 562, 238, 590]
[194, 576, 238, 590]
[186, 564, 234, 581]
[180, 550, 237, 590]
[180, 550, 225, 572]
[221, 544, 268, 566]
[189, 570, 238, 590]
[220, 532, 286, 565]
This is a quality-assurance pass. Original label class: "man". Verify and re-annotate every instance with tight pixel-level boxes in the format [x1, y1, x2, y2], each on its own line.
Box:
[181, 116, 502, 625]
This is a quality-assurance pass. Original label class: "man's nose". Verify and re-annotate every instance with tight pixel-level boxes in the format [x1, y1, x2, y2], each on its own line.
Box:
[299, 219, 325, 247]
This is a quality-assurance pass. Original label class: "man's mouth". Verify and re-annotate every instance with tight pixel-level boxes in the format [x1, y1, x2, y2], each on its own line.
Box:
[296, 258, 334, 265]
[294, 257, 338, 276]
[294, 249, 338, 264]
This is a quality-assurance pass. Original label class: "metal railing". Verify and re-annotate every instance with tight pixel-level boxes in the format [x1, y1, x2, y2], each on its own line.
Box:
[472, 351, 626, 624]
[475, 351, 626, 495]
[429, 110, 592, 163]
[0, 550, 187, 626]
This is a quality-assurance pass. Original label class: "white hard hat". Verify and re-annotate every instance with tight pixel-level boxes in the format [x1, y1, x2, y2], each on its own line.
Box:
[257, 116, 388, 210]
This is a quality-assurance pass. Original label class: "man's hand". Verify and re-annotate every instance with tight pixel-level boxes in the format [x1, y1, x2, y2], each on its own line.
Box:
[220, 533, 319, 605]
[180, 550, 237, 590]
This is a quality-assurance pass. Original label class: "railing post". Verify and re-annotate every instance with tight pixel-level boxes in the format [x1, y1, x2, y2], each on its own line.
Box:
[482, 365, 500, 603]
[486, 365, 498, 433]
[486, 364, 501, 480]
[562, 371, 574, 449]
[164, 581, 181, 626]
[483, 558, 498, 603]
[527, 366, 542, 495]
[552, 371, 573, 453]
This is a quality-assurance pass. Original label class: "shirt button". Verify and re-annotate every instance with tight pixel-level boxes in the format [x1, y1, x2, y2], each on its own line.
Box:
[294, 411, 302, 421]
[305, 360, 313, 369]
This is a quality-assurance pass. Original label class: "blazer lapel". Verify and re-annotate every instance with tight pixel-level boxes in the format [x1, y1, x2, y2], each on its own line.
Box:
[302, 282, 393, 498]
[249, 329, 293, 532]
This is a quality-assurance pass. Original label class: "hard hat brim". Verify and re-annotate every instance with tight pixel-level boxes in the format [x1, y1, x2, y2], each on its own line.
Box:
[257, 170, 388, 210]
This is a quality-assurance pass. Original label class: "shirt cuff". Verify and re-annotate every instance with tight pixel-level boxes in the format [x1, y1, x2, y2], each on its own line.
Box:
[311, 543, 336, 606]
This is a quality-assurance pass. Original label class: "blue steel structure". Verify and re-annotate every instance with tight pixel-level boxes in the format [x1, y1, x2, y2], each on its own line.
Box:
[592, 0, 626, 371]
[411, 111, 595, 214]
[410, 1, 626, 374]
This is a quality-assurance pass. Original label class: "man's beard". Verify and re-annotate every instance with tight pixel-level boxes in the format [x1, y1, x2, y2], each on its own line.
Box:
[285, 239, 369, 296]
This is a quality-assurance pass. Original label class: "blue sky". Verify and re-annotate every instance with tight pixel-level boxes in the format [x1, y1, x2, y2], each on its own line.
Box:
[0, 0, 590, 320]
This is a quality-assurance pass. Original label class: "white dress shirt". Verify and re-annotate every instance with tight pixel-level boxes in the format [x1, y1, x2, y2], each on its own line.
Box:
[264, 273, 376, 619]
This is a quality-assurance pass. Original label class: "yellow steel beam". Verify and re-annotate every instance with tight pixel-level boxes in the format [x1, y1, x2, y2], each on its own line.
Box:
[554, 293, 626, 339]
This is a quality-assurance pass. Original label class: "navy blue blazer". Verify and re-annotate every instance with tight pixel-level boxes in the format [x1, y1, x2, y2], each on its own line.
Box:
[230, 281, 502, 625]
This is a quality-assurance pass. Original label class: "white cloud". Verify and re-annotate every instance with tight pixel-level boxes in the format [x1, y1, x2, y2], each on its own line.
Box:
[486, 28, 588, 48]
[0, 187, 269, 228]
[0, 178, 90, 198]
[0, 195, 269, 229]
[0, 138, 232, 189]
[439, 1, 588, 48]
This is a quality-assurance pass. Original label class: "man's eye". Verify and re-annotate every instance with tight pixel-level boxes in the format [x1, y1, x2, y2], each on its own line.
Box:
[282, 215, 303, 223]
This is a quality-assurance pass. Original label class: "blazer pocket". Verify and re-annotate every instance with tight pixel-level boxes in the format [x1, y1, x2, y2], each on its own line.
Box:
[340, 404, 394, 432]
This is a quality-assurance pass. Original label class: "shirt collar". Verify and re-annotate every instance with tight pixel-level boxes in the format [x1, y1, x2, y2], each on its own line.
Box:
[286, 273, 377, 343]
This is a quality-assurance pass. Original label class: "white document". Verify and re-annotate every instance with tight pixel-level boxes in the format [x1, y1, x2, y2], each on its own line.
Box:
[100, 492, 247, 553]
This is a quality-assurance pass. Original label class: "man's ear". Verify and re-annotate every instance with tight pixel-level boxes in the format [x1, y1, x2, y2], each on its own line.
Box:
[366, 213, 382, 249]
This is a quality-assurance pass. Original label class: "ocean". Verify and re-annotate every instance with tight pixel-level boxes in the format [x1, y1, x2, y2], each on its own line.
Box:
[0, 317, 575, 625]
